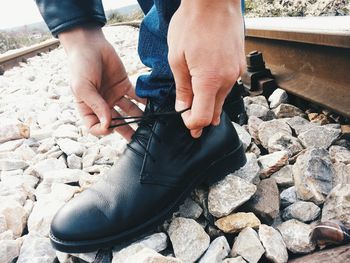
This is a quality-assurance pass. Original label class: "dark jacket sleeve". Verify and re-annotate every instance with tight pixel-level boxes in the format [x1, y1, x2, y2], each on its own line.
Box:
[35, 0, 107, 36]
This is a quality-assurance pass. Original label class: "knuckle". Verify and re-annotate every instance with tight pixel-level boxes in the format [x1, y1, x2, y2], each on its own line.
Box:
[189, 117, 211, 129]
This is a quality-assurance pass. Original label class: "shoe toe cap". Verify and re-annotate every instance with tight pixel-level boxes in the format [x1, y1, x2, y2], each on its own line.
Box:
[50, 193, 110, 242]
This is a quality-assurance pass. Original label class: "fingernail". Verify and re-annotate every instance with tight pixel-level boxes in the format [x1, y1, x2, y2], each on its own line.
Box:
[213, 117, 220, 126]
[100, 117, 107, 128]
[175, 100, 186, 112]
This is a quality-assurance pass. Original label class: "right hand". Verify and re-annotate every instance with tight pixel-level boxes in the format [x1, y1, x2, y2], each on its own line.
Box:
[59, 24, 145, 141]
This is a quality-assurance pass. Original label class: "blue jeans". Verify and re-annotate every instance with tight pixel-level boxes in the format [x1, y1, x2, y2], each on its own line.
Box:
[136, 0, 244, 103]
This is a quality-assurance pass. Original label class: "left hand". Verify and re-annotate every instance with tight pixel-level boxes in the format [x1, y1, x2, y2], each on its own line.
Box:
[168, 0, 246, 138]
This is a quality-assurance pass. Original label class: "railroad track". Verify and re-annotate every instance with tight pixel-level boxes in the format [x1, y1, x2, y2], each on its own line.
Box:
[244, 16, 350, 119]
[0, 38, 60, 74]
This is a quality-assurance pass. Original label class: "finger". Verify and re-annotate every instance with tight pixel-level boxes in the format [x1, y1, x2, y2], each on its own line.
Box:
[76, 101, 111, 136]
[126, 85, 147, 105]
[212, 88, 231, 126]
[116, 97, 144, 117]
[168, 52, 193, 112]
[109, 110, 135, 142]
[185, 76, 217, 131]
[75, 82, 112, 130]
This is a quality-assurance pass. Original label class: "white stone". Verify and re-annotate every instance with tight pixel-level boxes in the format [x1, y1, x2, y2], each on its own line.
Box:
[232, 123, 252, 150]
[17, 234, 56, 263]
[57, 138, 85, 156]
[258, 151, 289, 178]
[0, 198, 28, 238]
[33, 158, 66, 178]
[277, 219, 316, 254]
[199, 236, 230, 263]
[0, 238, 23, 263]
[208, 175, 257, 218]
[258, 224, 288, 263]
[231, 227, 265, 263]
[67, 154, 82, 169]
[168, 217, 210, 262]
[27, 199, 65, 236]
[268, 88, 288, 108]
[0, 158, 28, 171]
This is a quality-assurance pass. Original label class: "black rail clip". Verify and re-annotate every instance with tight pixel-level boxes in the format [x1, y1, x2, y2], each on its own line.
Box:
[241, 50, 277, 98]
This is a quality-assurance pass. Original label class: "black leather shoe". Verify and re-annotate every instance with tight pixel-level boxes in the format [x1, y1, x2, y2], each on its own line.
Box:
[50, 99, 246, 253]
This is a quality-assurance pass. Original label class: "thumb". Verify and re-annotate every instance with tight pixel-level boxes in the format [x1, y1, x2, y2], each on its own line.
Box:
[74, 82, 111, 129]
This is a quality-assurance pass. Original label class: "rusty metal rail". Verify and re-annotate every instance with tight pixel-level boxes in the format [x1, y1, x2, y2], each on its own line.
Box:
[244, 16, 350, 118]
[107, 20, 141, 28]
[0, 38, 60, 74]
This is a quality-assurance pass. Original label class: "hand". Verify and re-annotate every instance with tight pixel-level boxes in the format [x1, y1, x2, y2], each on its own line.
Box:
[168, 0, 246, 138]
[59, 25, 145, 141]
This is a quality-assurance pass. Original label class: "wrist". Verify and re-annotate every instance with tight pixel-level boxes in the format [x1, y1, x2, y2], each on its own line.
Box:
[58, 23, 105, 54]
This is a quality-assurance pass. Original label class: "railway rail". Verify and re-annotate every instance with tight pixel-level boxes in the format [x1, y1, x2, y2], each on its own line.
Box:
[1, 17, 349, 120]
[0, 38, 60, 74]
[244, 16, 350, 119]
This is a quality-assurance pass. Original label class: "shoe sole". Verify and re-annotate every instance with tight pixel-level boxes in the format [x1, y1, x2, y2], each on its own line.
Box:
[50, 143, 247, 253]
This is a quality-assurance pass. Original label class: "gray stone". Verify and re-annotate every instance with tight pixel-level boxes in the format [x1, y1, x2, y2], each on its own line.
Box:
[282, 201, 320, 222]
[248, 143, 261, 157]
[208, 175, 257, 218]
[175, 198, 203, 219]
[258, 151, 289, 178]
[247, 116, 263, 143]
[268, 88, 288, 109]
[246, 104, 270, 120]
[273, 103, 305, 118]
[70, 252, 97, 263]
[293, 148, 334, 204]
[0, 158, 28, 171]
[199, 236, 230, 263]
[0, 239, 23, 263]
[244, 96, 269, 108]
[168, 217, 210, 262]
[0, 180, 29, 205]
[280, 186, 298, 208]
[231, 153, 260, 185]
[333, 163, 350, 186]
[215, 212, 261, 234]
[298, 126, 341, 149]
[231, 227, 265, 263]
[277, 219, 316, 254]
[233, 122, 251, 150]
[0, 198, 28, 238]
[17, 234, 57, 263]
[223, 257, 247, 263]
[270, 165, 294, 187]
[286, 116, 315, 136]
[258, 120, 292, 149]
[322, 184, 350, 228]
[57, 138, 85, 156]
[258, 224, 288, 263]
[329, 145, 350, 164]
[267, 132, 304, 157]
[67, 154, 82, 169]
[246, 178, 280, 224]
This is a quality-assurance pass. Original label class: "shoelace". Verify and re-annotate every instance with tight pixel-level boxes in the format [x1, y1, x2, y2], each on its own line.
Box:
[109, 107, 190, 162]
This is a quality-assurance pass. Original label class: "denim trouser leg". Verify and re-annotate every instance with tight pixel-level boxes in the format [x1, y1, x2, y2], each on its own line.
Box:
[135, 0, 244, 103]
[136, 0, 180, 103]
